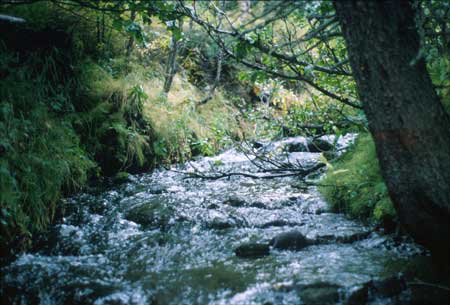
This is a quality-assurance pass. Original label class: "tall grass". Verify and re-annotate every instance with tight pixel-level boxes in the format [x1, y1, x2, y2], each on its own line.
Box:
[138, 65, 246, 162]
[0, 50, 95, 254]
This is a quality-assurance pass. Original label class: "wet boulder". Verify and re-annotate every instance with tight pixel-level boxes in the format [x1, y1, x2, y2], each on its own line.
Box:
[369, 276, 406, 298]
[205, 213, 243, 230]
[124, 200, 173, 229]
[297, 282, 340, 305]
[345, 284, 369, 305]
[307, 138, 334, 152]
[270, 230, 313, 250]
[235, 243, 270, 258]
[260, 220, 298, 228]
[252, 141, 265, 149]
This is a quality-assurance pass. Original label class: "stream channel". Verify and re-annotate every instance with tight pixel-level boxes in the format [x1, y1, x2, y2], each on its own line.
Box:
[1, 135, 434, 305]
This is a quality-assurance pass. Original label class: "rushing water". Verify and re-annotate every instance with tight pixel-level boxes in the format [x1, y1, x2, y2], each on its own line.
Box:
[1, 135, 432, 305]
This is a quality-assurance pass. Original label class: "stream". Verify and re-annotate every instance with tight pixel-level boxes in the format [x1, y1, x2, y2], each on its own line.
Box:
[0, 135, 433, 305]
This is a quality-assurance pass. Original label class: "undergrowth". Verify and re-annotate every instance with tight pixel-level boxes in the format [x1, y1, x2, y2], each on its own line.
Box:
[0, 50, 95, 254]
[319, 134, 396, 227]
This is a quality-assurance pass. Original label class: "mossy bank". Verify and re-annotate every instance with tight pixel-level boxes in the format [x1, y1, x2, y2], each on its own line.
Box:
[319, 134, 396, 231]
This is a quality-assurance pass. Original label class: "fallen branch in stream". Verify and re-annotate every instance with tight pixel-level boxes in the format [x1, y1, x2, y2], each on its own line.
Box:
[174, 162, 326, 180]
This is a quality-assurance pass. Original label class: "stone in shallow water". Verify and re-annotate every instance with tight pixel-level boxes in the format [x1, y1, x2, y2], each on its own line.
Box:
[259, 220, 302, 228]
[270, 230, 312, 250]
[250, 201, 266, 209]
[235, 243, 270, 258]
[207, 219, 235, 230]
[307, 138, 334, 152]
[205, 214, 244, 230]
[124, 200, 172, 229]
[223, 195, 247, 207]
[296, 282, 340, 305]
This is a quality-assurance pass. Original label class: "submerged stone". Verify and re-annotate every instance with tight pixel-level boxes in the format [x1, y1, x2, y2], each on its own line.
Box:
[235, 243, 270, 258]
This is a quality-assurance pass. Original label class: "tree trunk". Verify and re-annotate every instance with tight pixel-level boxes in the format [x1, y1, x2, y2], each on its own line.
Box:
[199, 45, 223, 104]
[163, 19, 183, 94]
[334, 1, 450, 262]
[125, 10, 137, 59]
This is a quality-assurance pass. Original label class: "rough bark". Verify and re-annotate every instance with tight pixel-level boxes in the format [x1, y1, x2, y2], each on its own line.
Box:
[334, 0, 450, 262]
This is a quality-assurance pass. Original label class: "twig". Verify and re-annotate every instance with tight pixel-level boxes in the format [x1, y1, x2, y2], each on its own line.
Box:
[174, 162, 325, 180]
[408, 279, 450, 292]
